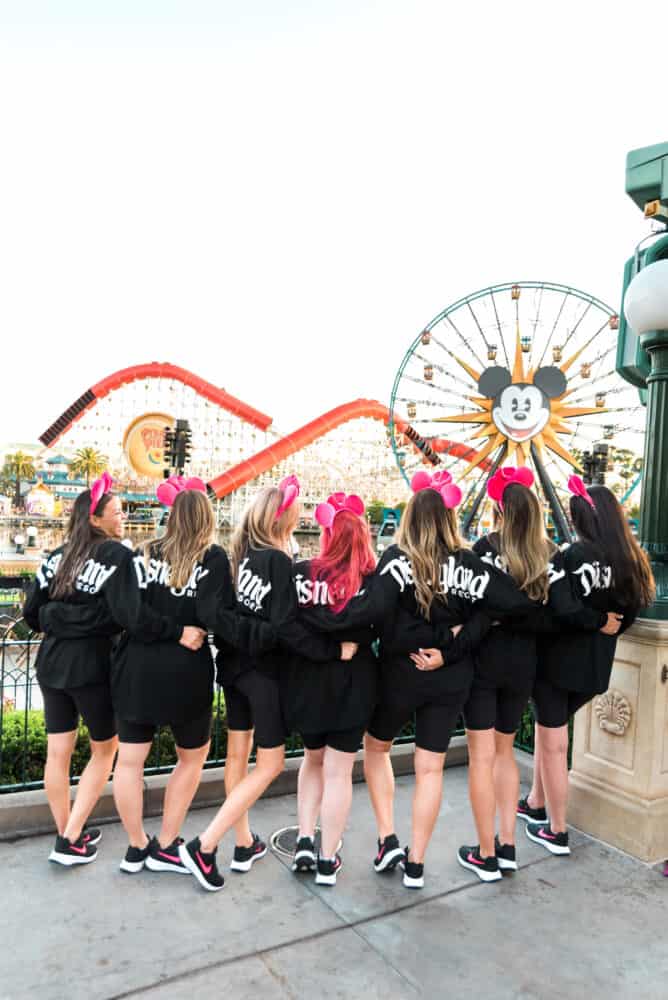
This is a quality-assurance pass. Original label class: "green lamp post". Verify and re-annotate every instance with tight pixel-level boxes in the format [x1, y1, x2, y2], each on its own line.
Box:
[618, 141, 668, 619]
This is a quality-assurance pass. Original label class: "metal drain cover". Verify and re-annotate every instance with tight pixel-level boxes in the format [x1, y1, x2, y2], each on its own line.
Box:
[270, 826, 342, 858]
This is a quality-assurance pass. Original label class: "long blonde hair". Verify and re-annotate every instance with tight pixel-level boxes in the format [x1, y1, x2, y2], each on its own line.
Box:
[496, 483, 555, 602]
[148, 490, 215, 589]
[230, 486, 300, 585]
[397, 488, 465, 619]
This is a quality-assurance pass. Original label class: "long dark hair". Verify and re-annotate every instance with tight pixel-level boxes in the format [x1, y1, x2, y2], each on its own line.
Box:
[51, 490, 114, 599]
[570, 486, 655, 610]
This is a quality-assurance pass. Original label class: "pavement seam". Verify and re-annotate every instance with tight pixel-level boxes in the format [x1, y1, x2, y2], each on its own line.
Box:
[104, 841, 591, 999]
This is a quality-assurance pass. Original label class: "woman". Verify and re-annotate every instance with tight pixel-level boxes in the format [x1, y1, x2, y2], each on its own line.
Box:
[456, 467, 557, 881]
[286, 493, 378, 885]
[523, 477, 654, 856]
[111, 477, 270, 875]
[23, 474, 202, 866]
[302, 470, 532, 888]
[179, 475, 357, 892]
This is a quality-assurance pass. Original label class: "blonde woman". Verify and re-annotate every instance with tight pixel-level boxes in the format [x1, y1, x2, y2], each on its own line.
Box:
[180, 476, 357, 892]
[302, 471, 532, 889]
[111, 479, 244, 874]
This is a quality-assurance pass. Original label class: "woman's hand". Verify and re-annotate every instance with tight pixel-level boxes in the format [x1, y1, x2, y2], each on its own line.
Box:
[600, 612, 623, 636]
[340, 642, 359, 661]
[410, 648, 444, 671]
[450, 624, 463, 637]
[180, 626, 208, 651]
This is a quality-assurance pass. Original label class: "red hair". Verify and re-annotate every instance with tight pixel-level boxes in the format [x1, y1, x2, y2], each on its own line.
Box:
[310, 510, 376, 613]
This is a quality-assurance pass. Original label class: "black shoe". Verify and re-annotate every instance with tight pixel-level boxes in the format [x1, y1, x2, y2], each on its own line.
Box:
[49, 834, 97, 867]
[517, 797, 548, 824]
[292, 835, 317, 873]
[373, 834, 405, 873]
[400, 847, 424, 889]
[145, 836, 190, 875]
[178, 837, 225, 891]
[495, 836, 518, 872]
[457, 844, 502, 882]
[525, 822, 570, 856]
[315, 854, 342, 886]
[120, 840, 151, 874]
[82, 826, 102, 847]
[230, 833, 267, 873]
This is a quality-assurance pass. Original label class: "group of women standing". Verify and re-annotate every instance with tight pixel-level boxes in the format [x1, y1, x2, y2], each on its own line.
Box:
[24, 462, 654, 890]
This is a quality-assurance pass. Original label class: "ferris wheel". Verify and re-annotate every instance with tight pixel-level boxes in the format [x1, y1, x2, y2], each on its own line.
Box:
[388, 281, 645, 537]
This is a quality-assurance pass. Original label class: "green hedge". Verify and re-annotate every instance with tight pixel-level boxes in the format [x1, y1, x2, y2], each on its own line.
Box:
[0, 706, 230, 789]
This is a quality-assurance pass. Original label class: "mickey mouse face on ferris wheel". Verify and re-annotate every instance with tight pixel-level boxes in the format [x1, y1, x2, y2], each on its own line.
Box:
[478, 365, 567, 444]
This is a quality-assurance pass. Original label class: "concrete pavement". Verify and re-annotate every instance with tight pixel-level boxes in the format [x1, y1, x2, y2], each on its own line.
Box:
[1, 767, 665, 999]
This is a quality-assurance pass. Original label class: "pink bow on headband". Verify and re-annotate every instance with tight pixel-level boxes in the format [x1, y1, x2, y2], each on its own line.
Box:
[156, 475, 207, 508]
[314, 492, 365, 529]
[567, 474, 596, 509]
[276, 474, 300, 520]
[487, 466, 534, 506]
[90, 471, 114, 515]
[410, 469, 462, 510]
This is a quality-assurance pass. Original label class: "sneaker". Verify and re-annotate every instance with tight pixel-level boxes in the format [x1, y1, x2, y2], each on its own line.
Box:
[400, 847, 424, 889]
[178, 837, 225, 892]
[49, 834, 97, 867]
[457, 844, 502, 882]
[120, 840, 151, 874]
[230, 833, 267, 873]
[517, 796, 548, 824]
[373, 834, 405, 873]
[145, 836, 190, 874]
[315, 854, 342, 886]
[82, 826, 102, 847]
[525, 822, 570, 856]
[495, 836, 518, 872]
[292, 835, 317, 873]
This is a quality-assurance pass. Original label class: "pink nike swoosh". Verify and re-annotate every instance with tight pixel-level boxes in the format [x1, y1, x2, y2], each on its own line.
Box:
[69, 844, 88, 855]
[158, 851, 179, 863]
[467, 852, 484, 866]
[196, 851, 213, 875]
[538, 829, 557, 841]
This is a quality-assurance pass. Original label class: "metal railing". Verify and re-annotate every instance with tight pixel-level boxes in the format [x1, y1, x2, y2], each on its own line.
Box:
[0, 616, 535, 794]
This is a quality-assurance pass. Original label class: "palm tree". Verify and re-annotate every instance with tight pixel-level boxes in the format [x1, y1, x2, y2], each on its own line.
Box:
[2, 452, 36, 508]
[70, 447, 108, 487]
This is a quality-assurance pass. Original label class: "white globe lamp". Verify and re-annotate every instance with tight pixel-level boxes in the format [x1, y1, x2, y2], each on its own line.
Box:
[623, 259, 668, 337]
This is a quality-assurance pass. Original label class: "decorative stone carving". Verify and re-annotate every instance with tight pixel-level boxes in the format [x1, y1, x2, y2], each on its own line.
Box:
[593, 690, 632, 736]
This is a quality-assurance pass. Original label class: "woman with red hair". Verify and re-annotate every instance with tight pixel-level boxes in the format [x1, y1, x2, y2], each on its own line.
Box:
[285, 494, 377, 885]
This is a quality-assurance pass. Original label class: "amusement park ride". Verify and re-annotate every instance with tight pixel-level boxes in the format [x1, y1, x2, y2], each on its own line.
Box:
[388, 281, 644, 541]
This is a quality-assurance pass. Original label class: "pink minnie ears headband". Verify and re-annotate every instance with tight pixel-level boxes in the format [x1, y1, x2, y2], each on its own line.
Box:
[276, 474, 300, 520]
[90, 471, 114, 515]
[411, 469, 462, 509]
[487, 466, 535, 507]
[314, 492, 365, 529]
[156, 475, 207, 507]
[567, 474, 596, 510]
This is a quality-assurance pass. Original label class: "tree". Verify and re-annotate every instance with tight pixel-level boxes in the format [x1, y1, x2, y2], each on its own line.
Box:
[366, 499, 385, 525]
[70, 448, 108, 487]
[2, 452, 36, 508]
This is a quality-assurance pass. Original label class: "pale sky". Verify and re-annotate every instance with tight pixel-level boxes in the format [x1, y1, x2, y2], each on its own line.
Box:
[0, 0, 664, 448]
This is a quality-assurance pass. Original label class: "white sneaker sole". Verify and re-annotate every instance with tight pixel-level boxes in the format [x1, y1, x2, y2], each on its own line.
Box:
[402, 871, 424, 889]
[374, 847, 405, 873]
[517, 811, 548, 825]
[84, 831, 102, 847]
[230, 846, 268, 872]
[456, 852, 503, 882]
[315, 860, 342, 886]
[525, 826, 571, 855]
[49, 850, 97, 866]
[119, 858, 146, 873]
[497, 857, 518, 872]
[292, 851, 316, 872]
[145, 856, 191, 874]
[178, 844, 224, 891]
